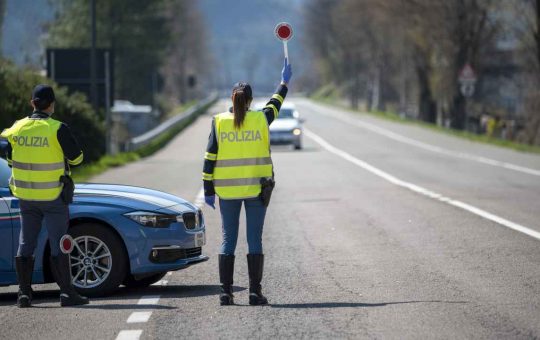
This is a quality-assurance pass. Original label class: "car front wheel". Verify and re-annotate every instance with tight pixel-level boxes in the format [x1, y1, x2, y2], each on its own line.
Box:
[68, 223, 128, 297]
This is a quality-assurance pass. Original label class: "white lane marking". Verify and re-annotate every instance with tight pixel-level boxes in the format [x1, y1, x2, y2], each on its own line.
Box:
[305, 101, 540, 177]
[305, 128, 540, 241]
[195, 186, 205, 208]
[167, 272, 172, 276]
[115, 330, 143, 340]
[152, 277, 170, 286]
[137, 295, 160, 305]
[127, 311, 152, 324]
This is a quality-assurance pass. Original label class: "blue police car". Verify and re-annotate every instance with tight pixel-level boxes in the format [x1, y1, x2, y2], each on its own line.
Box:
[0, 158, 208, 296]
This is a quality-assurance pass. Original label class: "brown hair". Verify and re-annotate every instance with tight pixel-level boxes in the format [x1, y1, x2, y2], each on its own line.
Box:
[232, 82, 253, 129]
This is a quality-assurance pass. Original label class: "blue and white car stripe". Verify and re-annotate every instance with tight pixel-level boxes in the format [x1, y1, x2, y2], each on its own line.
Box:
[0, 198, 19, 220]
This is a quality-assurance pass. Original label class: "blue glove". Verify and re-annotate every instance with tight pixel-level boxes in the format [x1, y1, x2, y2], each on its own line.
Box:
[205, 195, 215, 209]
[281, 58, 292, 84]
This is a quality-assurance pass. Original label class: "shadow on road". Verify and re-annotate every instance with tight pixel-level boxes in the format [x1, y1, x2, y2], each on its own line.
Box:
[31, 303, 177, 310]
[0, 289, 60, 306]
[121, 284, 246, 298]
[0, 284, 246, 307]
[270, 300, 468, 309]
[76, 303, 176, 310]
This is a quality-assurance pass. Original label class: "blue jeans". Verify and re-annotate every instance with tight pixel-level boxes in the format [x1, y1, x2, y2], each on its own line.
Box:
[219, 198, 267, 255]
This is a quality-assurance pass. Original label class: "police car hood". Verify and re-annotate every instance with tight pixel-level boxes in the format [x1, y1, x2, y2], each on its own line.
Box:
[270, 118, 300, 131]
[74, 183, 197, 213]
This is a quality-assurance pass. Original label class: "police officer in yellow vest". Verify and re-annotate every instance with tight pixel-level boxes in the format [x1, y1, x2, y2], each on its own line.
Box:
[0, 85, 89, 307]
[202, 59, 292, 305]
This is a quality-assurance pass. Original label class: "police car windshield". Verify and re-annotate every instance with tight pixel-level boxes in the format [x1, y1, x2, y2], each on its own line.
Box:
[278, 109, 295, 119]
[0, 159, 10, 188]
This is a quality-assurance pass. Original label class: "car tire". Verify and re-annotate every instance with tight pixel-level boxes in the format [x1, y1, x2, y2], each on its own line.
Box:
[67, 223, 128, 297]
[124, 272, 167, 288]
[294, 143, 302, 150]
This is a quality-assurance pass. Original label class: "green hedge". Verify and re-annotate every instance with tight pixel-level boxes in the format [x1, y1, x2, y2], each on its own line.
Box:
[0, 59, 105, 162]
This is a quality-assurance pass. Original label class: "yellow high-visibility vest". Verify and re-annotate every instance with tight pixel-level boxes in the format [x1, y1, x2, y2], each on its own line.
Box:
[213, 111, 273, 199]
[1, 116, 65, 201]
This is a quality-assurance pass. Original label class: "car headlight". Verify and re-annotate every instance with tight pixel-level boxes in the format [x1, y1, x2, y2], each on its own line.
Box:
[293, 128, 302, 136]
[124, 211, 177, 228]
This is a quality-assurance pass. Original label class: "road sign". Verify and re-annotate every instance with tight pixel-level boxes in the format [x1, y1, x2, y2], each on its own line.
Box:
[46, 48, 114, 110]
[459, 63, 477, 83]
[460, 83, 475, 97]
[275, 22, 293, 62]
[458, 63, 477, 97]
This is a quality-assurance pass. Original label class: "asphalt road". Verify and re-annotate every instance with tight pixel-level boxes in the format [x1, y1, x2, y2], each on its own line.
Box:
[1, 98, 539, 339]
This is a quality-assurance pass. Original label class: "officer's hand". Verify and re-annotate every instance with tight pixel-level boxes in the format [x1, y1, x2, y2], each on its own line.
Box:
[281, 58, 292, 85]
[205, 195, 216, 210]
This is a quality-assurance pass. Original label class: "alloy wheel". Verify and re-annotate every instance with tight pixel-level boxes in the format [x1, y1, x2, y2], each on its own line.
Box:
[69, 236, 113, 289]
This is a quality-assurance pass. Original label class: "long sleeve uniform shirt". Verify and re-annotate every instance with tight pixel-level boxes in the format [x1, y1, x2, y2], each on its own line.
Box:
[202, 84, 288, 196]
[0, 111, 84, 170]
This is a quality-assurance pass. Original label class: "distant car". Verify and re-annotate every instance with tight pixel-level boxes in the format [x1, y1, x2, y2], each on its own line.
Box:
[0, 158, 208, 296]
[255, 102, 303, 150]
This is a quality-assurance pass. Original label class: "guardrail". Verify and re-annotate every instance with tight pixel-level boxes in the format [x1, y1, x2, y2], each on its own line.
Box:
[127, 93, 218, 151]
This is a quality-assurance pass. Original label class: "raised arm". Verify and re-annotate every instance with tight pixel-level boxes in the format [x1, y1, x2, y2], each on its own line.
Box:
[262, 58, 292, 125]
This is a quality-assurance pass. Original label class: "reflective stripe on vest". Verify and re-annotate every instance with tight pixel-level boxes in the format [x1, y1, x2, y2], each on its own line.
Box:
[215, 157, 272, 168]
[11, 160, 65, 171]
[213, 111, 273, 199]
[10, 178, 62, 189]
[2, 117, 65, 201]
[213, 177, 262, 187]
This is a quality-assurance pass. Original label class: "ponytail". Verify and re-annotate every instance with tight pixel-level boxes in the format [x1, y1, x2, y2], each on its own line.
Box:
[233, 90, 247, 129]
[231, 82, 253, 129]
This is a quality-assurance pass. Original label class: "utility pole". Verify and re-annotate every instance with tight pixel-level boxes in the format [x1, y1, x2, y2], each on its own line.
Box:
[90, 0, 98, 114]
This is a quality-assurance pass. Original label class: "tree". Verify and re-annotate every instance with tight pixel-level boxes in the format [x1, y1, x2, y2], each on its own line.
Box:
[160, 0, 212, 105]
[304, 0, 343, 86]
[47, 0, 171, 105]
[513, 0, 540, 144]
[0, 0, 5, 55]
[0, 60, 105, 162]
[304, 0, 402, 110]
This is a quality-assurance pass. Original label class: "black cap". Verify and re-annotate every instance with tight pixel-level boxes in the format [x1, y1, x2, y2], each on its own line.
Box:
[32, 84, 56, 104]
[232, 82, 252, 99]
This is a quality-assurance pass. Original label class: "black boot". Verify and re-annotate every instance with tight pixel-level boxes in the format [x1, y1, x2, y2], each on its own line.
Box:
[247, 254, 268, 305]
[219, 254, 235, 306]
[15, 256, 34, 308]
[51, 254, 89, 307]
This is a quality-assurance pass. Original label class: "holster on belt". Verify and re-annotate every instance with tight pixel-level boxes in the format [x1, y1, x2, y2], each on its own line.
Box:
[59, 175, 75, 204]
[259, 177, 275, 207]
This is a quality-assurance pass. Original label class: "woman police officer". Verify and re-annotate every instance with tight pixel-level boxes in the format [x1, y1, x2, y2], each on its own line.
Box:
[202, 59, 292, 305]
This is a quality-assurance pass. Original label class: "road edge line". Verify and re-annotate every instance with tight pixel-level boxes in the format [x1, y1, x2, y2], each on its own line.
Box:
[305, 128, 540, 241]
[304, 100, 540, 177]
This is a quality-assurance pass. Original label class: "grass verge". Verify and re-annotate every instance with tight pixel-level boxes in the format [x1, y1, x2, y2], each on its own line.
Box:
[313, 97, 540, 155]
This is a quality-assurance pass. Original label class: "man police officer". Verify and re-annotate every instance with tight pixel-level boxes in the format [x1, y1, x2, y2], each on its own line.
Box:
[0, 85, 89, 307]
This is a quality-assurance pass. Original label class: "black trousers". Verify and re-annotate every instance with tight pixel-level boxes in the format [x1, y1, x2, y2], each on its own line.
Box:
[17, 197, 69, 257]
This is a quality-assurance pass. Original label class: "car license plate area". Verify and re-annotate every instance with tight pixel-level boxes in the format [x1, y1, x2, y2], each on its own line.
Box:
[271, 132, 291, 142]
[149, 247, 202, 263]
